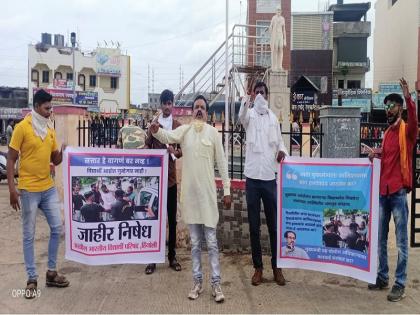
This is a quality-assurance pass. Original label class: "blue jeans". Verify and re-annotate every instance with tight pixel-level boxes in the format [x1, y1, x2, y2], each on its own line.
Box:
[378, 188, 409, 288]
[188, 224, 221, 286]
[20, 187, 62, 281]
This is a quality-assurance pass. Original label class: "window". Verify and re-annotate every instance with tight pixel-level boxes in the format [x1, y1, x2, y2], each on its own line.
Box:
[67, 73, 73, 81]
[110, 77, 118, 89]
[89, 75, 96, 87]
[347, 80, 361, 89]
[42, 70, 49, 83]
[256, 20, 270, 45]
[31, 70, 39, 82]
[54, 72, 62, 79]
[78, 74, 85, 86]
[338, 80, 344, 89]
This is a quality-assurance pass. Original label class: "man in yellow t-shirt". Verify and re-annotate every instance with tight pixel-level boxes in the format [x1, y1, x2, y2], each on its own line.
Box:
[7, 89, 70, 299]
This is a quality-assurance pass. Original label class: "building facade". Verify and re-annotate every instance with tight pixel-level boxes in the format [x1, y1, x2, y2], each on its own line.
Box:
[290, 12, 334, 112]
[373, 0, 420, 94]
[0, 86, 27, 135]
[329, 1, 371, 90]
[28, 33, 130, 113]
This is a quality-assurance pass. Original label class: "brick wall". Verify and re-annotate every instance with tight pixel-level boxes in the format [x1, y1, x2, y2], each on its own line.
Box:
[215, 179, 272, 254]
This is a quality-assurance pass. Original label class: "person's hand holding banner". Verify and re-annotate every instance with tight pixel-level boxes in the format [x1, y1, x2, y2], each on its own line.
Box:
[223, 195, 231, 209]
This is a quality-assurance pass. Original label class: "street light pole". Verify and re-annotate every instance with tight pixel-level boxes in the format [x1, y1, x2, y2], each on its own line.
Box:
[224, 0, 229, 158]
[71, 32, 76, 105]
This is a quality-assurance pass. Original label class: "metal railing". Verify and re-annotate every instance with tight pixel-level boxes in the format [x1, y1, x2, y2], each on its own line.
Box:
[175, 24, 273, 125]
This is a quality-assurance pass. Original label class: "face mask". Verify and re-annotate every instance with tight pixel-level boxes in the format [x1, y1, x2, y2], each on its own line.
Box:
[253, 94, 269, 115]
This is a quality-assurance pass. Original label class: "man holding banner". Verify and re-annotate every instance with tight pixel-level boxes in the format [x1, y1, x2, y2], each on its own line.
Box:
[150, 95, 231, 303]
[239, 81, 288, 286]
[368, 78, 417, 302]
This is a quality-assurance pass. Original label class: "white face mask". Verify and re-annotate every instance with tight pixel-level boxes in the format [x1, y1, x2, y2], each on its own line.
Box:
[253, 94, 268, 115]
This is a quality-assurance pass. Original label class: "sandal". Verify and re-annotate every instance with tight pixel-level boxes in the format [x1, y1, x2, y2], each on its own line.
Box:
[145, 263, 156, 275]
[169, 258, 182, 272]
[46, 270, 70, 288]
[25, 280, 37, 299]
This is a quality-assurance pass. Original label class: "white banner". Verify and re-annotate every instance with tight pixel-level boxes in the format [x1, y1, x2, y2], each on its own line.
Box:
[63, 147, 168, 265]
[277, 157, 380, 283]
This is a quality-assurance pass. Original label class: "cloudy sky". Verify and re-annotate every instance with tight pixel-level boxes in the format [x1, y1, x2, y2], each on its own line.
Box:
[0, 0, 375, 104]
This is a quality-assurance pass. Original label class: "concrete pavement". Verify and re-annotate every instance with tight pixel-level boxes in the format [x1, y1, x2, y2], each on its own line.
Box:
[0, 182, 420, 313]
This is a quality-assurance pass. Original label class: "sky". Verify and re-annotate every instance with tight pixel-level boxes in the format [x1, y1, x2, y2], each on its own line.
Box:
[0, 0, 376, 104]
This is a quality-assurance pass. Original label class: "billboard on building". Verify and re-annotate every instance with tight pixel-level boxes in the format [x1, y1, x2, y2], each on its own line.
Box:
[332, 88, 372, 113]
[96, 48, 121, 77]
[256, 0, 281, 13]
[33, 88, 98, 106]
[372, 82, 416, 109]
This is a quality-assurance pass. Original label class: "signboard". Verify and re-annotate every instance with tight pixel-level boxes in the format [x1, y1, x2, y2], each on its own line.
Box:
[291, 91, 318, 112]
[96, 48, 121, 77]
[372, 82, 416, 109]
[278, 157, 380, 283]
[256, 0, 281, 13]
[76, 91, 98, 106]
[0, 108, 23, 119]
[64, 147, 168, 265]
[53, 79, 73, 89]
[33, 88, 98, 106]
[332, 88, 372, 113]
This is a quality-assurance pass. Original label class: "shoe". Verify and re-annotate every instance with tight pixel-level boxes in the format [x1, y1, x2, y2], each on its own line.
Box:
[145, 263, 156, 275]
[188, 281, 203, 300]
[273, 268, 286, 286]
[211, 284, 225, 303]
[387, 285, 406, 302]
[251, 268, 263, 286]
[45, 270, 70, 288]
[368, 277, 389, 290]
[24, 280, 37, 299]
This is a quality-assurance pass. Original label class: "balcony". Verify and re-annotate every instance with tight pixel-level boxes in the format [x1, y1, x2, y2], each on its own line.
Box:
[333, 21, 371, 37]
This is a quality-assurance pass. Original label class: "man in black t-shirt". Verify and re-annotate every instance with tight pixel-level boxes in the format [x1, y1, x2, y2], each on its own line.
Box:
[323, 223, 342, 248]
[72, 184, 85, 214]
[111, 190, 133, 221]
[80, 191, 104, 222]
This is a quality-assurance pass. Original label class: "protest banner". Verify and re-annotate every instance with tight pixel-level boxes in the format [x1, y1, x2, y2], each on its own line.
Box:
[63, 147, 168, 265]
[277, 157, 380, 283]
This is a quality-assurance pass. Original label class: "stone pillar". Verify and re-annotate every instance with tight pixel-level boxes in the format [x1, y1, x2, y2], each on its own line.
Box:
[268, 70, 291, 150]
[319, 106, 361, 158]
[301, 123, 311, 157]
[52, 106, 87, 201]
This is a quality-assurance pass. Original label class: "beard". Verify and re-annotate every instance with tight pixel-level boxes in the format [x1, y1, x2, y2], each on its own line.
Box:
[387, 113, 399, 125]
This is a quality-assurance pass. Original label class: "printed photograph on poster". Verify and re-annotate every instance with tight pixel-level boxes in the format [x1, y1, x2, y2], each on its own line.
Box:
[71, 176, 160, 222]
[322, 209, 369, 253]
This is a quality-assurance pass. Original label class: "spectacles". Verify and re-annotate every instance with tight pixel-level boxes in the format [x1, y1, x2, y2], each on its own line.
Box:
[384, 102, 398, 111]
[255, 90, 265, 95]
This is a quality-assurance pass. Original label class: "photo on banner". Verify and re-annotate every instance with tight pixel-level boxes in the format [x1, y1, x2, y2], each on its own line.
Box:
[277, 157, 380, 283]
[63, 147, 168, 265]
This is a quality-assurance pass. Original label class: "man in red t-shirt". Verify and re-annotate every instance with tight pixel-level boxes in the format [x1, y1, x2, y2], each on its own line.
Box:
[368, 78, 418, 302]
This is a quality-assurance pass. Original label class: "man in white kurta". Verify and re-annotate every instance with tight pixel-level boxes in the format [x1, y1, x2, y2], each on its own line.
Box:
[150, 95, 231, 303]
[239, 81, 288, 287]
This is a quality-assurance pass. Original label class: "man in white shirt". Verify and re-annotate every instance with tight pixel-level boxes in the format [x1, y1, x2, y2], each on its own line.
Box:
[281, 230, 309, 259]
[239, 81, 288, 286]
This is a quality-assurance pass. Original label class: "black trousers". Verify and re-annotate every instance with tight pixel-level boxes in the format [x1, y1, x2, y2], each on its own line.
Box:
[246, 177, 277, 269]
[167, 185, 177, 261]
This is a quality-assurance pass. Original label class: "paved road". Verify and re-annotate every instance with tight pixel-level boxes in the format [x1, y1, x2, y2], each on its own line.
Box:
[0, 182, 419, 313]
